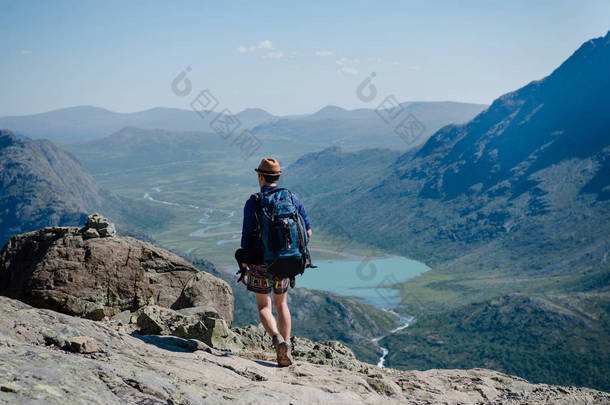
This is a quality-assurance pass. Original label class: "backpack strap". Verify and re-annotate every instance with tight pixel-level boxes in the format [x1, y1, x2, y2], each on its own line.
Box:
[250, 192, 262, 231]
[286, 190, 317, 269]
[236, 267, 247, 283]
[262, 187, 287, 197]
[250, 192, 265, 260]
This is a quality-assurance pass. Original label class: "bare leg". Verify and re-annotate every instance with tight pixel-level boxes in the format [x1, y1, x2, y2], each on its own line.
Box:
[273, 292, 291, 343]
[255, 293, 279, 337]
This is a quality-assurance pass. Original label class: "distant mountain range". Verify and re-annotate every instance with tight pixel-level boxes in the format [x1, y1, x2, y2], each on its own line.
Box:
[284, 31, 610, 390]
[254, 101, 487, 150]
[0, 106, 278, 142]
[0, 101, 487, 149]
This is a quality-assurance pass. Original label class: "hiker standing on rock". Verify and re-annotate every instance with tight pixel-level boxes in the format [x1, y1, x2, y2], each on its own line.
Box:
[235, 158, 313, 367]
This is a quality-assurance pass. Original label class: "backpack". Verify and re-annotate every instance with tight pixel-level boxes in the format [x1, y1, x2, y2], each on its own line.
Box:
[252, 187, 315, 279]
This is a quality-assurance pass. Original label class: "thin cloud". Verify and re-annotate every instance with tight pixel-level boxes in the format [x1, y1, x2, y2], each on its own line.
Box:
[236, 40, 275, 54]
[336, 57, 360, 66]
[409, 65, 421, 70]
[20, 50, 32, 55]
[392, 61, 400, 65]
[316, 50, 335, 56]
[258, 40, 273, 50]
[338, 66, 358, 75]
[262, 51, 283, 60]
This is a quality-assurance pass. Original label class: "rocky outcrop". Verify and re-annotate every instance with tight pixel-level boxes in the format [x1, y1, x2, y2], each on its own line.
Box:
[0, 224, 233, 325]
[130, 305, 241, 351]
[98, 304, 368, 363]
[83, 213, 116, 237]
[1, 296, 608, 404]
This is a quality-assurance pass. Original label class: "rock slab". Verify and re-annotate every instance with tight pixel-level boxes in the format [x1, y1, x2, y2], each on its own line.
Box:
[0, 226, 233, 325]
[1, 297, 608, 405]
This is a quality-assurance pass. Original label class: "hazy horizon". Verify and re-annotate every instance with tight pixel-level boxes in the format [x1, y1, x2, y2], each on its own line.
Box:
[0, 100, 490, 119]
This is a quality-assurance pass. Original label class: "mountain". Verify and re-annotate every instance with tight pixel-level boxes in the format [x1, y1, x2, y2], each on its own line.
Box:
[308, 105, 353, 119]
[0, 129, 100, 243]
[0, 102, 485, 148]
[0, 129, 174, 245]
[235, 107, 277, 127]
[253, 101, 488, 150]
[283, 32, 610, 389]
[0, 106, 277, 142]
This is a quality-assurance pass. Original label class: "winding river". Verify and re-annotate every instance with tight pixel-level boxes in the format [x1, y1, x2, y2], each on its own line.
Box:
[297, 257, 427, 367]
[371, 310, 415, 367]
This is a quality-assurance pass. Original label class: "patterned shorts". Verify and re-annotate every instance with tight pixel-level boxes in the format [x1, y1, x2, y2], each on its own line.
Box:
[241, 264, 289, 294]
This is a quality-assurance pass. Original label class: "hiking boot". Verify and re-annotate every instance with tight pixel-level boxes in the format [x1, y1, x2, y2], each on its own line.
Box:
[272, 334, 293, 367]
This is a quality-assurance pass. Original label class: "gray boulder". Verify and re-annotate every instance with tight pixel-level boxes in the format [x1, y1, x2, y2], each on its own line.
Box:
[0, 225, 234, 325]
[135, 305, 242, 351]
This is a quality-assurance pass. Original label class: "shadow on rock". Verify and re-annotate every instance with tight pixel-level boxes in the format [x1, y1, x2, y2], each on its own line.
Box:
[130, 334, 213, 353]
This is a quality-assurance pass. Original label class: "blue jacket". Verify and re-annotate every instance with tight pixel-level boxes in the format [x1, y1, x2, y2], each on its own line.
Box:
[240, 185, 311, 249]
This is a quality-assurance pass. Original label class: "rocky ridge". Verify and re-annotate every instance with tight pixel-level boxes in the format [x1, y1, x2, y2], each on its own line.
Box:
[1, 296, 608, 404]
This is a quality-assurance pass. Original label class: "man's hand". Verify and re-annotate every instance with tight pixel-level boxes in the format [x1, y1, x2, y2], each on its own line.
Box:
[307, 229, 312, 238]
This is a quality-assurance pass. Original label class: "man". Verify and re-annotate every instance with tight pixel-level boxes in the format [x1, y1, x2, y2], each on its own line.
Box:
[235, 157, 312, 367]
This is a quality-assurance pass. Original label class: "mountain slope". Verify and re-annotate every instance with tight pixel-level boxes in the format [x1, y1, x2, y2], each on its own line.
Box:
[63, 127, 230, 174]
[0, 129, 174, 245]
[382, 293, 610, 391]
[283, 32, 610, 389]
[0, 129, 100, 243]
[405, 31, 610, 201]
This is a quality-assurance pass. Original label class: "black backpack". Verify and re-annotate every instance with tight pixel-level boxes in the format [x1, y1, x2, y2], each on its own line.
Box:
[252, 187, 315, 279]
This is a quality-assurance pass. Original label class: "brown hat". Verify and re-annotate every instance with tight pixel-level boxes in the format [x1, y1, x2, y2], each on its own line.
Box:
[255, 158, 282, 175]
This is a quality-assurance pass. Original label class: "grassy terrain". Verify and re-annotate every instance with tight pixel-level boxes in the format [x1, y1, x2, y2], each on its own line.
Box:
[382, 293, 610, 392]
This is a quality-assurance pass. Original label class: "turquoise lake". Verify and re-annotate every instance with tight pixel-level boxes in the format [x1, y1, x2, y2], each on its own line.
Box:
[296, 256, 429, 309]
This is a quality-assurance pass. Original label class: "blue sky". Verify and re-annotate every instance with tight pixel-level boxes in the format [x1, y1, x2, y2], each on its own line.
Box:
[1, 0, 609, 116]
